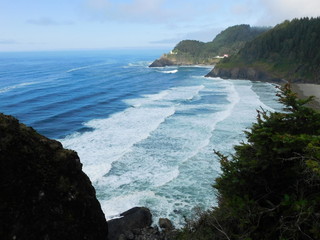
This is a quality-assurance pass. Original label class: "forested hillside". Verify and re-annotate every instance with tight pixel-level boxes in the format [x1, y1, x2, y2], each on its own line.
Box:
[174, 25, 268, 58]
[209, 17, 320, 83]
[150, 25, 268, 66]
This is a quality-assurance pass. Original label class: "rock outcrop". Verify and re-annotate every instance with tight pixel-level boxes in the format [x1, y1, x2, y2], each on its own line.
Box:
[149, 57, 175, 67]
[0, 113, 108, 240]
[205, 66, 286, 83]
[149, 55, 217, 67]
[159, 218, 174, 231]
[108, 207, 176, 240]
[108, 207, 152, 239]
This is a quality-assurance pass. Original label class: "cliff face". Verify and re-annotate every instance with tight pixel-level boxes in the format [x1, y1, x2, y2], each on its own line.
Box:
[148, 53, 217, 67]
[205, 67, 285, 83]
[149, 56, 176, 67]
[0, 113, 108, 240]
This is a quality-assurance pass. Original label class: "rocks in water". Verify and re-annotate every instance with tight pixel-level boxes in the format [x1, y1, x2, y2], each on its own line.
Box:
[108, 207, 176, 240]
[205, 66, 285, 83]
[149, 57, 175, 67]
[108, 207, 152, 240]
[159, 218, 174, 231]
[0, 113, 108, 240]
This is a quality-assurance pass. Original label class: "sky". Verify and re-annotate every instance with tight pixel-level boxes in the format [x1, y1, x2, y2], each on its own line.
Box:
[0, 0, 319, 52]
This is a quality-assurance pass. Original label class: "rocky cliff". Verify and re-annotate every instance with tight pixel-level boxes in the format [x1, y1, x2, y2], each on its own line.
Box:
[205, 66, 285, 83]
[108, 207, 176, 240]
[0, 113, 108, 240]
[149, 56, 176, 67]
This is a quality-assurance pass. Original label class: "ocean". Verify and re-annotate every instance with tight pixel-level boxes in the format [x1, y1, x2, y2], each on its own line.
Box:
[0, 50, 283, 226]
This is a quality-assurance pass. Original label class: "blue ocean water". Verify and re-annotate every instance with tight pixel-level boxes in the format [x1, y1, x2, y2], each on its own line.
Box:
[0, 50, 283, 226]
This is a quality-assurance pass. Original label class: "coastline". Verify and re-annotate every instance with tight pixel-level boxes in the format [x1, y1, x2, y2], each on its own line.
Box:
[291, 83, 320, 110]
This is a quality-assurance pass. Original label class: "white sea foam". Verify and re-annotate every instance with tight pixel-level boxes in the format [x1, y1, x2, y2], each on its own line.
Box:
[66, 66, 91, 73]
[208, 79, 277, 159]
[66, 63, 111, 73]
[160, 69, 178, 74]
[91, 79, 243, 226]
[61, 106, 176, 182]
[100, 191, 174, 221]
[61, 75, 281, 227]
[251, 81, 283, 112]
[160, 85, 205, 101]
[97, 163, 180, 191]
[170, 81, 239, 164]
[153, 167, 180, 187]
[124, 85, 204, 106]
[0, 82, 38, 94]
[124, 61, 150, 68]
[61, 84, 206, 183]
[101, 189, 190, 227]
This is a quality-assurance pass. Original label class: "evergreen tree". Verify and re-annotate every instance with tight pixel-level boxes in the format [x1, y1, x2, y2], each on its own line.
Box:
[217, 17, 320, 83]
[171, 25, 269, 64]
[178, 85, 320, 240]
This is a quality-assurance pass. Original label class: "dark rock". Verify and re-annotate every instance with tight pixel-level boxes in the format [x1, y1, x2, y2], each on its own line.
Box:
[149, 57, 175, 67]
[0, 113, 108, 240]
[124, 230, 135, 240]
[137, 226, 178, 240]
[108, 207, 152, 240]
[205, 66, 286, 83]
[118, 234, 127, 240]
[108, 207, 178, 240]
[159, 218, 174, 231]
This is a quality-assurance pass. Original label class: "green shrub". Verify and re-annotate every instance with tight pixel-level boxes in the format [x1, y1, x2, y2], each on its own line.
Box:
[177, 85, 320, 240]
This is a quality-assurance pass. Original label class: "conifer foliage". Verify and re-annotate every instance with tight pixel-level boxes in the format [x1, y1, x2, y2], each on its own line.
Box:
[217, 17, 320, 83]
[172, 25, 268, 62]
[178, 85, 320, 240]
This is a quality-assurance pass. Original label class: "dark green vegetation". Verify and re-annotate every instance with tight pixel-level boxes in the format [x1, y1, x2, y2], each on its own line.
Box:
[174, 25, 269, 59]
[210, 17, 320, 83]
[0, 113, 108, 240]
[150, 25, 268, 66]
[177, 85, 320, 239]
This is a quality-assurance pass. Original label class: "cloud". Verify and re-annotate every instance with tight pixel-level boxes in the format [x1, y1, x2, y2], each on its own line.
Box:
[0, 39, 18, 44]
[265, 0, 320, 16]
[149, 38, 182, 45]
[184, 27, 224, 42]
[26, 17, 74, 26]
[87, 0, 110, 9]
[258, 0, 320, 25]
[85, 0, 168, 23]
[149, 26, 224, 47]
[84, 0, 219, 24]
[231, 4, 252, 15]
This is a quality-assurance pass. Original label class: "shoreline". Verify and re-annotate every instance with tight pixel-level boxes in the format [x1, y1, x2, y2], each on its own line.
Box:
[291, 83, 320, 110]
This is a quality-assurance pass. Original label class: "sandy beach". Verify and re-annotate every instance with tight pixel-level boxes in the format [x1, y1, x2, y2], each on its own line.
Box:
[291, 84, 320, 110]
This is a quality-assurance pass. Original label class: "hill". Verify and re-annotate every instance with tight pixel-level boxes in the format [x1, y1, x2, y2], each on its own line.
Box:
[149, 25, 269, 67]
[207, 17, 320, 83]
